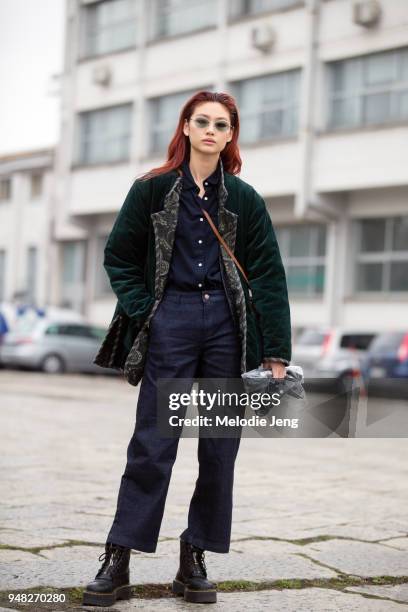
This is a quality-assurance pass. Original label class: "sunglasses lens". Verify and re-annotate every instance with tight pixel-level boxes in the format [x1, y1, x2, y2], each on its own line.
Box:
[194, 118, 209, 128]
[191, 117, 230, 131]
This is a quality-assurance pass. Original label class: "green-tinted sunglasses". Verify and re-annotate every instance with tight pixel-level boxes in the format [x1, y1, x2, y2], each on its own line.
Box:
[189, 116, 232, 132]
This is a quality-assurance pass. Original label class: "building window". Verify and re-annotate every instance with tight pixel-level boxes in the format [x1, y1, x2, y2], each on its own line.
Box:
[26, 246, 38, 304]
[231, 70, 301, 143]
[354, 216, 408, 293]
[149, 88, 207, 154]
[61, 241, 87, 313]
[229, 0, 302, 19]
[30, 173, 43, 199]
[274, 224, 327, 296]
[95, 235, 111, 297]
[0, 249, 6, 302]
[327, 47, 408, 129]
[150, 0, 217, 39]
[0, 178, 11, 202]
[77, 104, 132, 166]
[81, 0, 137, 58]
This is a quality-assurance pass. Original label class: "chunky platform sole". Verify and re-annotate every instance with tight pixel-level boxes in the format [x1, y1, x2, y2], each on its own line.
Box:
[82, 584, 132, 607]
[172, 578, 217, 603]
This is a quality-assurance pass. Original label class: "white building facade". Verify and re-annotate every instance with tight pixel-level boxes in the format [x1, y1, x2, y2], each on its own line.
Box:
[52, 0, 408, 332]
[0, 148, 54, 309]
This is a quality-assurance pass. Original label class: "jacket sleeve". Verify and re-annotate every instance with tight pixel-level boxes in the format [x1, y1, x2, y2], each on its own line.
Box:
[103, 180, 154, 325]
[244, 189, 292, 365]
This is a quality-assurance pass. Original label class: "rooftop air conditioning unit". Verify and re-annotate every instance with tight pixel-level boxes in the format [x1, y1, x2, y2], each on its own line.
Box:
[250, 24, 276, 53]
[352, 0, 382, 27]
[92, 64, 112, 87]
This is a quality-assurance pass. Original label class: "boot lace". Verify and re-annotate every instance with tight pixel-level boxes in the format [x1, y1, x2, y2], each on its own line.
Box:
[190, 546, 207, 578]
[96, 544, 126, 578]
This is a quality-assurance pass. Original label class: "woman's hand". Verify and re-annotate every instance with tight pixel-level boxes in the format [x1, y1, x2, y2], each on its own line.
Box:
[262, 360, 286, 379]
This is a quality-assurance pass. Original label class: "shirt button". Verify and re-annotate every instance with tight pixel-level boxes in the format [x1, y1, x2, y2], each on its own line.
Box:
[199, 217, 204, 221]
[204, 182, 208, 185]
[204, 293, 210, 300]
[198, 239, 203, 244]
[198, 283, 203, 288]
[198, 262, 203, 267]
[204, 196, 208, 200]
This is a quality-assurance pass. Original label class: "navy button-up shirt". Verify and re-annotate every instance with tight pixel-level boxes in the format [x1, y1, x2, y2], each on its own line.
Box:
[165, 158, 224, 291]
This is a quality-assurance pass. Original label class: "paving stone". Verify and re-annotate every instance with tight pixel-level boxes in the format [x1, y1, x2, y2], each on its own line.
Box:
[0, 549, 40, 590]
[110, 587, 407, 610]
[346, 583, 408, 604]
[303, 539, 408, 577]
[283, 521, 408, 543]
[0, 533, 67, 549]
[381, 537, 408, 551]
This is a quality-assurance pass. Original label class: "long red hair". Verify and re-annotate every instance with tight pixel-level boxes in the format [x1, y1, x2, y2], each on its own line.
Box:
[138, 90, 242, 181]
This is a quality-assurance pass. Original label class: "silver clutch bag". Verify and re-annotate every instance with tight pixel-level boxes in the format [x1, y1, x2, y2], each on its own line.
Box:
[241, 365, 306, 415]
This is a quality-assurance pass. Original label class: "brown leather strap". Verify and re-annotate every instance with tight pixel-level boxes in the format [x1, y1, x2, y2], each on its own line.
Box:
[200, 208, 250, 286]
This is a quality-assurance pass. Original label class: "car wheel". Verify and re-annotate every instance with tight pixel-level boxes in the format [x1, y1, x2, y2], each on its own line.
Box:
[41, 354, 65, 374]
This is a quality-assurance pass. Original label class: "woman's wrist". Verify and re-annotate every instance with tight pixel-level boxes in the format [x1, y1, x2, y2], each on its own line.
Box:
[262, 356, 290, 366]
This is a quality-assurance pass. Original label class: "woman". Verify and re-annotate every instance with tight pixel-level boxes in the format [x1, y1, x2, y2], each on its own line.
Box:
[83, 91, 291, 607]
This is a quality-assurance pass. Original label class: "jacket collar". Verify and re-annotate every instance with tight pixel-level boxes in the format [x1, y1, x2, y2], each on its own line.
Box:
[181, 158, 220, 192]
[164, 156, 228, 212]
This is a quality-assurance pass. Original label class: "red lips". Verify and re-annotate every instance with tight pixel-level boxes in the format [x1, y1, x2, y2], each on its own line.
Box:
[202, 139, 215, 144]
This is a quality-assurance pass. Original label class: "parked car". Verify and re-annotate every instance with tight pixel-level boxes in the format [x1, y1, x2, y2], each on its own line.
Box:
[0, 316, 115, 375]
[360, 331, 408, 398]
[292, 327, 377, 393]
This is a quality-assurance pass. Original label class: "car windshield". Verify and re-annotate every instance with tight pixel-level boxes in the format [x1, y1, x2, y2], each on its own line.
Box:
[340, 334, 376, 350]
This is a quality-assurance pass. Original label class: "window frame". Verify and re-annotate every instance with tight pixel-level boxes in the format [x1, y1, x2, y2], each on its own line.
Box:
[148, 0, 218, 42]
[353, 216, 408, 295]
[75, 103, 133, 167]
[230, 69, 301, 144]
[79, 0, 138, 60]
[274, 223, 327, 297]
[30, 173, 43, 200]
[60, 240, 87, 313]
[326, 47, 408, 131]
[0, 177, 12, 202]
[228, 0, 305, 22]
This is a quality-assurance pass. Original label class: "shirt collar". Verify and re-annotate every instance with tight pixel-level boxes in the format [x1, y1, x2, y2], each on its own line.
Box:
[181, 158, 221, 192]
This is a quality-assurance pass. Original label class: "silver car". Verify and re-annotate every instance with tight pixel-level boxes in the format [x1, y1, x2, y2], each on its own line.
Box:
[292, 327, 377, 392]
[0, 316, 112, 375]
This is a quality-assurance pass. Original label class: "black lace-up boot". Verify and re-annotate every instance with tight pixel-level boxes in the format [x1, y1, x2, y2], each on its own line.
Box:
[82, 542, 132, 607]
[172, 539, 217, 603]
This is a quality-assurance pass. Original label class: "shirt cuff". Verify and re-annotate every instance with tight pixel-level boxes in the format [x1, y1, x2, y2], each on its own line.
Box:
[262, 356, 290, 366]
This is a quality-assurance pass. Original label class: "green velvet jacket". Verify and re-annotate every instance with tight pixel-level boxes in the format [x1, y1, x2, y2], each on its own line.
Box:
[93, 158, 292, 386]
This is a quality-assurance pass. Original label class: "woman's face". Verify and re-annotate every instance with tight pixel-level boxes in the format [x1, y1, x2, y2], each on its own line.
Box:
[183, 101, 233, 157]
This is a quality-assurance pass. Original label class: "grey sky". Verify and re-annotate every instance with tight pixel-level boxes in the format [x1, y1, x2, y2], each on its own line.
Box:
[0, 0, 65, 156]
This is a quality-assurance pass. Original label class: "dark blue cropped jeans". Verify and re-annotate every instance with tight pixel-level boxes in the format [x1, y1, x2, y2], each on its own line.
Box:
[106, 287, 243, 553]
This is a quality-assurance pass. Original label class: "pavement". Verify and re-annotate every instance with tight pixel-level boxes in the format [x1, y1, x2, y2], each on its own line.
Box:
[0, 369, 408, 611]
